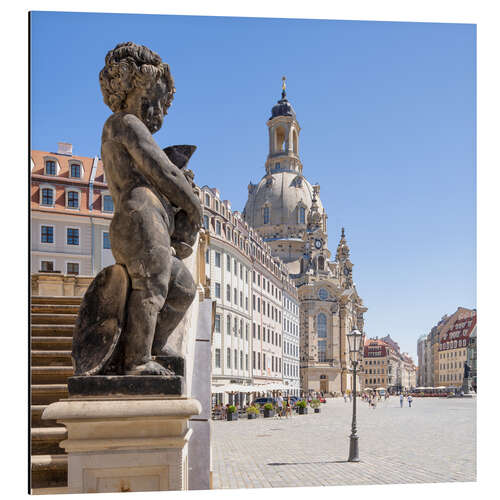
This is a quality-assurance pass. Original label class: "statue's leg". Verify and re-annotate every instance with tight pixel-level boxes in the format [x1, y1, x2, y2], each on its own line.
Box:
[152, 257, 196, 356]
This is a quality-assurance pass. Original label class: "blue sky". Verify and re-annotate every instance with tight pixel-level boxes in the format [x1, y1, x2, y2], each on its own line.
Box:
[30, 12, 476, 360]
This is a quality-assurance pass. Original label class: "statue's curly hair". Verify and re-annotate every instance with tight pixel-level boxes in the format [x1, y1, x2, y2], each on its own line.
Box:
[99, 42, 175, 113]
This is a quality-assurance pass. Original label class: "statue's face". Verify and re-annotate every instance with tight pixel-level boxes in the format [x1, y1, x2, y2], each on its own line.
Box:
[125, 78, 170, 133]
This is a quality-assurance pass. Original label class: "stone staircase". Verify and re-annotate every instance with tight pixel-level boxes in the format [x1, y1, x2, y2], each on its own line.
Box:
[30, 296, 81, 491]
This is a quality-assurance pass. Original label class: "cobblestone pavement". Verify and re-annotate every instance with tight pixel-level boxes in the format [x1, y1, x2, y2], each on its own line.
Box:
[211, 396, 476, 489]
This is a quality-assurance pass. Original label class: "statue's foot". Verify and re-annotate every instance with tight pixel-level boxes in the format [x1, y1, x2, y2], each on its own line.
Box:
[125, 360, 175, 376]
[152, 345, 183, 360]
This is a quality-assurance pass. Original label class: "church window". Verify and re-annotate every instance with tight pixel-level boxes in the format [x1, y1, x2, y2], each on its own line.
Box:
[318, 288, 328, 301]
[275, 162, 280, 170]
[318, 340, 326, 362]
[298, 206, 306, 224]
[317, 313, 327, 338]
[263, 206, 270, 224]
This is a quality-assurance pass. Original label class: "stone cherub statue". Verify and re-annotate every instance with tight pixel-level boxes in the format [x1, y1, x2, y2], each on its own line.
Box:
[72, 42, 202, 378]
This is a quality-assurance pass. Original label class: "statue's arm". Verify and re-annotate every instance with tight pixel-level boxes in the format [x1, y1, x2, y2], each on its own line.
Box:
[109, 113, 202, 225]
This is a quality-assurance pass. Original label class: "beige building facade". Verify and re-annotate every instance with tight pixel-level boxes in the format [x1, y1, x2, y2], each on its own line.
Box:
[243, 86, 367, 395]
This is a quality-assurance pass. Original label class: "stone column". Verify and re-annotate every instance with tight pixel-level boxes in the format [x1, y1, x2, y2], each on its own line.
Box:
[42, 398, 201, 493]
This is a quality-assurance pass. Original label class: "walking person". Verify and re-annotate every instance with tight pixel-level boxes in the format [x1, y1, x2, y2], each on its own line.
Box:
[343, 392, 347, 403]
[408, 395, 413, 408]
[400, 393, 404, 408]
[276, 392, 284, 418]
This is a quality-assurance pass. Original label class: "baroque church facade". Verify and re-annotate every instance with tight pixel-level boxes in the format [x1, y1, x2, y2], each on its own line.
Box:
[243, 83, 367, 394]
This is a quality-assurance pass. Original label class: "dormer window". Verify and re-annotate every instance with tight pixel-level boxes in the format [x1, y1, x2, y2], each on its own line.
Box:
[205, 194, 211, 207]
[45, 160, 56, 176]
[275, 162, 281, 170]
[102, 194, 114, 213]
[70, 164, 81, 178]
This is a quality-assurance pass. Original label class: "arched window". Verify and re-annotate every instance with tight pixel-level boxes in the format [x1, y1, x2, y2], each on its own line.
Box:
[263, 206, 270, 224]
[298, 206, 306, 224]
[317, 313, 327, 338]
[317, 255, 325, 270]
[275, 126, 286, 152]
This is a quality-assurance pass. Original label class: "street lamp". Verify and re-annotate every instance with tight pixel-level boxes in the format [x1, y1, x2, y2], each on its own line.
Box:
[347, 328, 365, 462]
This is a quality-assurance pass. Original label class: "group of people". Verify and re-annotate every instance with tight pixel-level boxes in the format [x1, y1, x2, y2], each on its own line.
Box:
[400, 393, 413, 408]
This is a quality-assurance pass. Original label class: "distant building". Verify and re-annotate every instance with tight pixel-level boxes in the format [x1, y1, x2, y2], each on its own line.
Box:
[243, 84, 367, 395]
[418, 307, 476, 388]
[31, 143, 113, 277]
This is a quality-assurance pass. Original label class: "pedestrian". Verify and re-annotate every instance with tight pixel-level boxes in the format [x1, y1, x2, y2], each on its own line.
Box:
[408, 395, 413, 408]
[343, 393, 347, 403]
[371, 397, 376, 409]
[349, 392, 352, 403]
[276, 392, 284, 417]
[286, 396, 292, 418]
[399, 394, 404, 408]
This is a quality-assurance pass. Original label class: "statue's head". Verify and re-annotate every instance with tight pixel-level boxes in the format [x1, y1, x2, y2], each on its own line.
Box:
[99, 42, 175, 133]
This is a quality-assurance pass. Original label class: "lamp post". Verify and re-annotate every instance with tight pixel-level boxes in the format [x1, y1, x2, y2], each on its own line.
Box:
[347, 329, 365, 462]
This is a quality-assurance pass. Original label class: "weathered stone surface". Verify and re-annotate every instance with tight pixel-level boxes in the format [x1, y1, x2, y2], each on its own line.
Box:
[70, 42, 202, 384]
[72, 264, 129, 375]
[68, 375, 183, 397]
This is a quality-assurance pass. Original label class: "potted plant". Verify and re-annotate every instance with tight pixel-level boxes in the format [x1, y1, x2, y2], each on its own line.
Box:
[263, 402, 275, 418]
[226, 405, 238, 421]
[246, 405, 259, 419]
[296, 400, 308, 415]
[311, 399, 321, 413]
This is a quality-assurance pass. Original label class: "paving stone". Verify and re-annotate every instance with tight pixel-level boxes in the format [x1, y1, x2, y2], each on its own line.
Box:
[211, 397, 476, 489]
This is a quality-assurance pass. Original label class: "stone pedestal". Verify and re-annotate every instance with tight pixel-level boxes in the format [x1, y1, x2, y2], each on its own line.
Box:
[42, 397, 201, 493]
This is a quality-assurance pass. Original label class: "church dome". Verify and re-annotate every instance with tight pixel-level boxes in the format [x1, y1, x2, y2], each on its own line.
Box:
[270, 94, 296, 120]
[244, 171, 324, 230]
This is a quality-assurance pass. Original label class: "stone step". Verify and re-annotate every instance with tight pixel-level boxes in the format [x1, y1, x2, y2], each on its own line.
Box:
[31, 384, 68, 406]
[31, 314, 78, 325]
[32, 350, 72, 366]
[31, 337, 73, 351]
[31, 304, 80, 315]
[31, 366, 74, 385]
[31, 455, 68, 490]
[31, 296, 82, 306]
[31, 325, 74, 337]
[31, 427, 67, 455]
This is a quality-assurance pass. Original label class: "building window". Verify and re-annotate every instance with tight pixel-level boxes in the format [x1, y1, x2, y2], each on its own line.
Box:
[298, 206, 306, 224]
[215, 252, 221, 267]
[205, 194, 211, 206]
[205, 249, 209, 264]
[67, 191, 79, 209]
[203, 215, 209, 229]
[317, 313, 327, 338]
[215, 349, 221, 368]
[214, 282, 221, 298]
[226, 315, 231, 334]
[40, 261, 54, 272]
[227, 255, 231, 271]
[226, 284, 231, 301]
[234, 288, 237, 304]
[263, 206, 270, 224]
[67, 228, 79, 245]
[227, 348, 231, 368]
[235, 349, 238, 369]
[103, 232, 111, 249]
[214, 314, 221, 333]
[45, 160, 56, 176]
[41, 188, 54, 206]
[103, 195, 114, 212]
[67, 262, 79, 275]
[70, 164, 81, 178]
[216, 220, 221, 235]
[41, 225, 54, 243]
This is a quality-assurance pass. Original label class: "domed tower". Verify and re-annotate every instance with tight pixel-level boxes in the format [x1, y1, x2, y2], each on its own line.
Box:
[243, 78, 327, 273]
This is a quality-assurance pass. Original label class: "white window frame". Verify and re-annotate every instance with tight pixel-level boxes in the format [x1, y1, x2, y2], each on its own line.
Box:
[39, 184, 56, 208]
[65, 187, 81, 210]
[65, 225, 81, 247]
[101, 191, 114, 213]
[40, 224, 55, 246]
[65, 260, 81, 275]
[69, 160, 84, 179]
[43, 156, 60, 176]
[39, 258, 56, 272]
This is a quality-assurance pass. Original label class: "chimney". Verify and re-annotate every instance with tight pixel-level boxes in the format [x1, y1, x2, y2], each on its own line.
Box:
[57, 142, 73, 156]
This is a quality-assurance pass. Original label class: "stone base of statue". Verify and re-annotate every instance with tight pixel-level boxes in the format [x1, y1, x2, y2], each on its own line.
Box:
[461, 377, 474, 397]
[42, 397, 201, 493]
